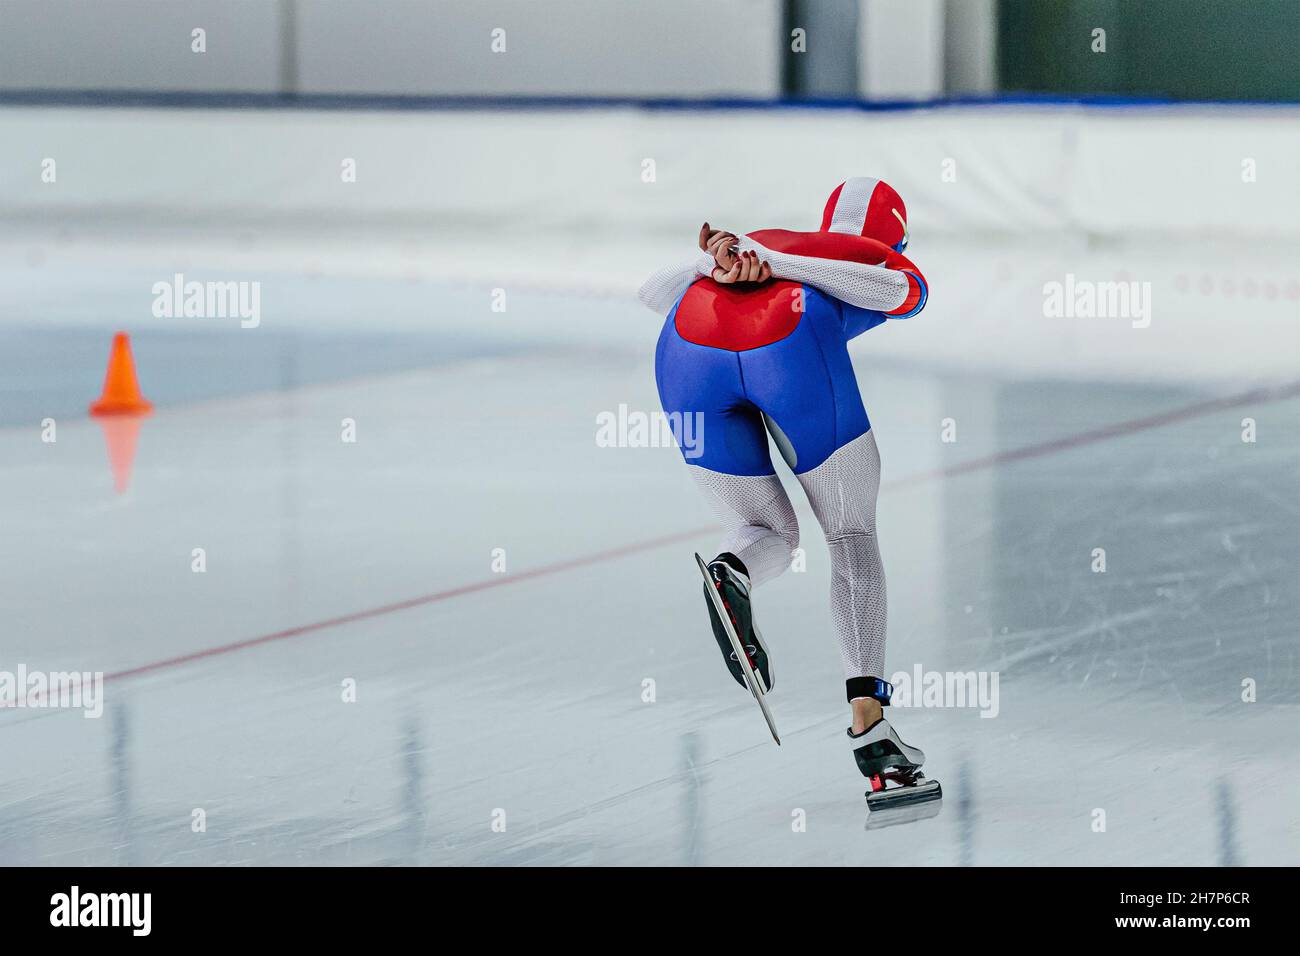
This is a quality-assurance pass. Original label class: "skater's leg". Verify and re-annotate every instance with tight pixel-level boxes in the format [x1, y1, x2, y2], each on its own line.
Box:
[688, 465, 799, 587]
[772, 385, 932, 792]
[740, 294, 890, 723]
[655, 313, 794, 691]
[794, 429, 888, 728]
[681, 417, 798, 694]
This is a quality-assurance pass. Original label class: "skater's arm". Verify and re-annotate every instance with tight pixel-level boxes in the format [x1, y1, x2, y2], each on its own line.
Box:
[740, 230, 928, 318]
[637, 254, 713, 313]
[837, 265, 928, 337]
[640, 224, 929, 319]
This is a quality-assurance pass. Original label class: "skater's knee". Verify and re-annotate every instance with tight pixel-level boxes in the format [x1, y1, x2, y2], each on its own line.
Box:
[825, 523, 876, 543]
[748, 510, 798, 550]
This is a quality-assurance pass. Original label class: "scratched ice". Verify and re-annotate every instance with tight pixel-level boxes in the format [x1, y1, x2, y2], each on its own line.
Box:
[1, 247, 1296, 866]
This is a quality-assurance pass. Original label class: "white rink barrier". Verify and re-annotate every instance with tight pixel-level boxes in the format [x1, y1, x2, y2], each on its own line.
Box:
[2, 103, 1298, 239]
[2, 103, 1297, 385]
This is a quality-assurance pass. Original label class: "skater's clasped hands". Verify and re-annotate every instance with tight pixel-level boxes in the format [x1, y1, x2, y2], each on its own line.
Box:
[699, 222, 773, 286]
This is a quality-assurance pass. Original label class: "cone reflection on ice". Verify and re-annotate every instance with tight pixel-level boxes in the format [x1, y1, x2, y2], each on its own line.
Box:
[96, 415, 145, 494]
[89, 332, 153, 416]
[89, 332, 151, 494]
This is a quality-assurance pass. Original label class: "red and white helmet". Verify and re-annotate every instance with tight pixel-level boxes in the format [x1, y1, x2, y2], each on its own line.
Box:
[819, 177, 909, 253]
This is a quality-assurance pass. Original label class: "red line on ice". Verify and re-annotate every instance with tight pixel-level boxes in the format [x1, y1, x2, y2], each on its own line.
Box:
[98, 377, 1300, 687]
[99, 526, 709, 686]
[889, 379, 1300, 487]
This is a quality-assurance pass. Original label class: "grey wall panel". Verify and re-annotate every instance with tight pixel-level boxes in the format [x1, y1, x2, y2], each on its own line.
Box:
[293, 0, 781, 98]
[0, 0, 782, 98]
[0, 0, 282, 92]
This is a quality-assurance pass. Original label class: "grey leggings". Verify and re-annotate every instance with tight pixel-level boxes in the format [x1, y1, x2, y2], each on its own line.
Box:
[689, 429, 886, 679]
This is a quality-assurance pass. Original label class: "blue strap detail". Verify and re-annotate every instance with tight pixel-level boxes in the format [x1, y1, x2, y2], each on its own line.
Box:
[869, 678, 894, 704]
[848, 676, 894, 704]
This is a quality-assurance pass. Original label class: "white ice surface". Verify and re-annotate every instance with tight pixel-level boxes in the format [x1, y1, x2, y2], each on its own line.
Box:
[1, 237, 1297, 866]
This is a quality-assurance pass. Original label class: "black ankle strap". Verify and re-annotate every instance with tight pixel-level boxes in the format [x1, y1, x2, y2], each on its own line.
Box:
[846, 676, 893, 705]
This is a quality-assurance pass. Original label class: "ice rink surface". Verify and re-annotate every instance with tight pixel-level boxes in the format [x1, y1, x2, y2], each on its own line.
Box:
[2, 242, 1297, 867]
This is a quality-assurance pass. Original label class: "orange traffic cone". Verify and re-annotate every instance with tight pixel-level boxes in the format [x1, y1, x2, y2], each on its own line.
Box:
[89, 332, 153, 416]
[90, 332, 152, 494]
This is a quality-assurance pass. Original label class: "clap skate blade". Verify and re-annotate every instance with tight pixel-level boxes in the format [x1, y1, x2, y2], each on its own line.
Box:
[863, 769, 943, 828]
[694, 553, 780, 745]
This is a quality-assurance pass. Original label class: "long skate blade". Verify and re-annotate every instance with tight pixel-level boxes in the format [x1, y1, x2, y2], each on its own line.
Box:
[751, 681, 780, 746]
[864, 798, 943, 830]
[865, 778, 942, 826]
[695, 553, 780, 745]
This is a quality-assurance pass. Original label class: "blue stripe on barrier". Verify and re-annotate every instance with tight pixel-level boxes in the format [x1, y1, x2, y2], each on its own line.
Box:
[0, 89, 1295, 112]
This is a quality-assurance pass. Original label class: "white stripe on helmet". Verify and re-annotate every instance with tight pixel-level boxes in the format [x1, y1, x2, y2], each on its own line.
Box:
[827, 176, 879, 235]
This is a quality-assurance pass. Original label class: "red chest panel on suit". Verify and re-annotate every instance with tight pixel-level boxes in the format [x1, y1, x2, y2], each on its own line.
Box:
[674, 279, 803, 351]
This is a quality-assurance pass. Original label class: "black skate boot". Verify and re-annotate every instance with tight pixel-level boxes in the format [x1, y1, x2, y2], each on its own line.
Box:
[847, 678, 942, 820]
[701, 552, 773, 694]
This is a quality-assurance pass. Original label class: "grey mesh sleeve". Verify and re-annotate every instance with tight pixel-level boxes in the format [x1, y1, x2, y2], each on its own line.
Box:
[637, 253, 714, 313]
[736, 236, 909, 313]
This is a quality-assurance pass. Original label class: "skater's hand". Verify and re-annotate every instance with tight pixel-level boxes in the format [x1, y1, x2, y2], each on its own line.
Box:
[699, 222, 739, 272]
[699, 223, 771, 286]
[712, 249, 773, 285]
